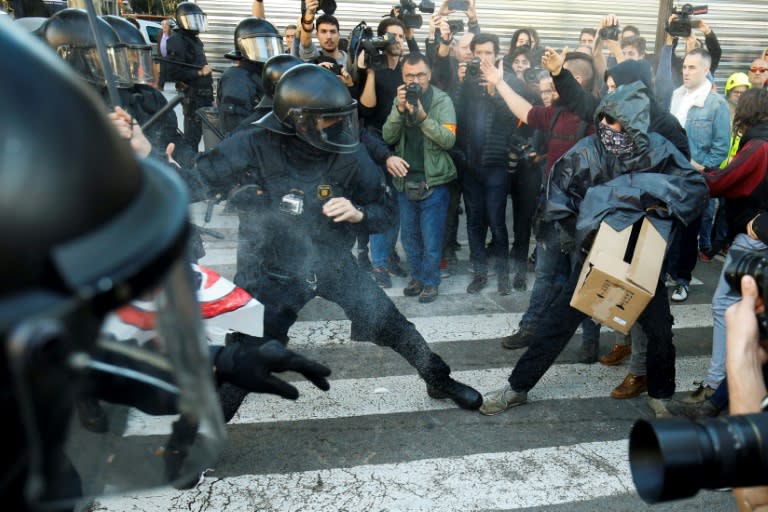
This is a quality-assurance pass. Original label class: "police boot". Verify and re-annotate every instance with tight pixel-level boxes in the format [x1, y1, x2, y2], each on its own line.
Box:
[427, 378, 483, 410]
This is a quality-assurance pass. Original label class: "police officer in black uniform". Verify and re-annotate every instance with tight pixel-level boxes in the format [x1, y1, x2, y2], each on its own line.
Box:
[166, 1, 214, 149]
[190, 64, 482, 410]
[102, 14, 198, 168]
[231, 53, 303, 132]
[218, 16, 283, 135]
[1, 24, 332, 512]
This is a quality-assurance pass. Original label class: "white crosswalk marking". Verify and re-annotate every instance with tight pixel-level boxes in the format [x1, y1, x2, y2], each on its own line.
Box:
[98, 440, 633, 511]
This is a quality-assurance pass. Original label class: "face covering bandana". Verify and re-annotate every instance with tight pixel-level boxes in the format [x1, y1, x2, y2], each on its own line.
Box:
[599, 123, 636, 156]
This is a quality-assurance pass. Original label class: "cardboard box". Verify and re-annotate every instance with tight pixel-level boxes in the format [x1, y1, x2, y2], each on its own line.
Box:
[570, 218, 667, 334]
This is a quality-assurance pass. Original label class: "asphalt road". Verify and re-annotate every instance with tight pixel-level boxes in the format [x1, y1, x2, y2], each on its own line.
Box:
[86, 199, 741, 512]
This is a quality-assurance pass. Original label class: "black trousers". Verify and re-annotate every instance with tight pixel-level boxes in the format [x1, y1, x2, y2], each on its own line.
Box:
[508, 253, 676, 398]
[246, 253, 453, 385]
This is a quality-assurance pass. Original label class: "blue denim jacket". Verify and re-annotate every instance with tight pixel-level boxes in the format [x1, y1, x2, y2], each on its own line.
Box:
[671, 86, 731, 168]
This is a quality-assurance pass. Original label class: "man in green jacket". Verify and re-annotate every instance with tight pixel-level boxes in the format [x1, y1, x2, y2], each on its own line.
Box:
[383, 52, 457, 303]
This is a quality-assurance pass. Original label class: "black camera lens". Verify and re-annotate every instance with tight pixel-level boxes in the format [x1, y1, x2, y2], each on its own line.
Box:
[630, 414, 768, 503]
[723, 250, 768, 294]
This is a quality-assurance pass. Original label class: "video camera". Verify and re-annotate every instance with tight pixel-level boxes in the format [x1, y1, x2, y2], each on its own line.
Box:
[666, 3, 708, 38]
[359, 27, 396, 71]
[301, 0, 336, 16]
[397, 0, 435, 29]
[629, 248, 768, 504]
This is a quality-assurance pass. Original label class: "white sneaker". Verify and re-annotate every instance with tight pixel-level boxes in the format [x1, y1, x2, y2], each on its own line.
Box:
[671, 284, 688, 302]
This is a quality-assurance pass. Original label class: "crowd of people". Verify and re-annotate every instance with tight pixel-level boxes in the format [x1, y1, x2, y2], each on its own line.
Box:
[4, 0, 768, 509]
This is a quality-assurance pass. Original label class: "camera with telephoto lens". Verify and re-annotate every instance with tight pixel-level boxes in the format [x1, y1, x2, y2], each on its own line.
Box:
[599, 25, 620, 41]
[405, 82, 421, 108]
[628, 249, 768, 505]
[465, 57, 481, 78]
[666, 3, 708, 38]
[360, 28, 395, 71]
[397, 0, 435, 29]
[301, 0, 336, 15]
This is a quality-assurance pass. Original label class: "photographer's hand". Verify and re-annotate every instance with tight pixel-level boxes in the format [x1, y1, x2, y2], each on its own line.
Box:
[542, 46, 566, 76]
[726, 275, 768, 512]
[395, 84, 408, 113]
[304, 0, 318, 16]
[467, 0, 478, 25]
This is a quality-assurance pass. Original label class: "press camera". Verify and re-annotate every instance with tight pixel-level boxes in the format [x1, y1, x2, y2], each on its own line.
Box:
[666, 3, 708, 38]
[629, 249, 768, 504]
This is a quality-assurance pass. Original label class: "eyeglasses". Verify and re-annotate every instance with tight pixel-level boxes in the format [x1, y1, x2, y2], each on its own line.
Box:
[601, 113, 618, 125]
[750, 67, 768, 74]
[404, 72, 428, 81]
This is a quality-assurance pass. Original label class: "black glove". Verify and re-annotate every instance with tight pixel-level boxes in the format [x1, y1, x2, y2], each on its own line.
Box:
[213, 337, 331, 399]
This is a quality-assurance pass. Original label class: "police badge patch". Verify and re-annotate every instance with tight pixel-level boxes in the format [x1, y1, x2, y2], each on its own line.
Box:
[317, 184, 332, 200]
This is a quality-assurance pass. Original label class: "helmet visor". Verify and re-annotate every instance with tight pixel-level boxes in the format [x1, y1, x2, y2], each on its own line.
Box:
[290, 103, 360, 153]
[9, 258, 226, 510]
[239, 35, 282, 62]
[126, 46, 155, 85]
[178, 12, 207, 32]
[58, 45, 133, 88]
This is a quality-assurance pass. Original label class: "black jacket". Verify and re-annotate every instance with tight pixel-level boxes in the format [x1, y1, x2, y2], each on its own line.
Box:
[217, 61, 264, 135]
[544, 81, 708, 248]
[190, 128, 394, 276]
[166, 29, 213, 94]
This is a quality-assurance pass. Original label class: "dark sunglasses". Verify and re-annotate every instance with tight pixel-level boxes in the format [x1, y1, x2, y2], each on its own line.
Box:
[601, 113, 617, 125]
[750, 67, 768, 73]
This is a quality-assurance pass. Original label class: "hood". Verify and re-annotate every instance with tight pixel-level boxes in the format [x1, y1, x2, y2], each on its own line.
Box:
[605, 59, 653, 92]
[740, 122, 768, 148]
[594, 80, 650, 154]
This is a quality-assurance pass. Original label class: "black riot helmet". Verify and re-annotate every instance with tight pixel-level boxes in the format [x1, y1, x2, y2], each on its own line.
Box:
[175, 1, 207, 33]
[254, 53, 303, 110]
[226, 16, 282, 63]
[257, 63, 359, 153]
[102, 15, 154, 85]
[0, 23, 224, 510]
[40, 8, 132, 88]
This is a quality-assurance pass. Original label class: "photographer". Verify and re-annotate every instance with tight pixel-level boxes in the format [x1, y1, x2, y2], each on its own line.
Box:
[725, 274, 768, 512]
[357, 17, 409, 286]
[453, 33, 519, 295]
[298, 1, 354, 87]
[672, 88, 768, 411]
[656, 14, 722, 109]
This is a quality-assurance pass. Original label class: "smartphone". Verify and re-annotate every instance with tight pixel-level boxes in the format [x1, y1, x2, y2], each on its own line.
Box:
[447, 0, 470, 11]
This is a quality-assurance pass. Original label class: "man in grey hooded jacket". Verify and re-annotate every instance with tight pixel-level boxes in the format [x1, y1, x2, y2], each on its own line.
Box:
[479, 81, 709, 416]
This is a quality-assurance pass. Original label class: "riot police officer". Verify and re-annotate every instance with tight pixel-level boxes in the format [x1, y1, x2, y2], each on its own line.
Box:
[0, 24, 331, 511]
[232, 53, 303, 131]
[166, 1, 214, 149]
[102, 14, 198, 168]
[191, 64, 483, 410]
[218, 16, 283, 134]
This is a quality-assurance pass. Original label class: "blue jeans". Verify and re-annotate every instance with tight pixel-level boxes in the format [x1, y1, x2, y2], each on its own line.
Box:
[370, 199, 400, 270]
[398, 185, 449, 288]
[705, 234, 768, 388]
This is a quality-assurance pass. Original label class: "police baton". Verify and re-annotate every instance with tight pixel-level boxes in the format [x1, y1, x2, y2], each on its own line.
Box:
[141, 92, 186, 132]
[154, 57, 223, 73]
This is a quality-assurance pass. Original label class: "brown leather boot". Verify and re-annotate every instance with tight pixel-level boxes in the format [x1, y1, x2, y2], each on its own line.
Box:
[610, 373, 648, 399]
[599, 343, 632, 366]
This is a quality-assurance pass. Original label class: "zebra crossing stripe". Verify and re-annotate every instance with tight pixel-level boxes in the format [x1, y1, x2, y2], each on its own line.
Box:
[97, 440, 633, 511]
[277, 304, 711, 347]
[123, 356, 710, 435]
